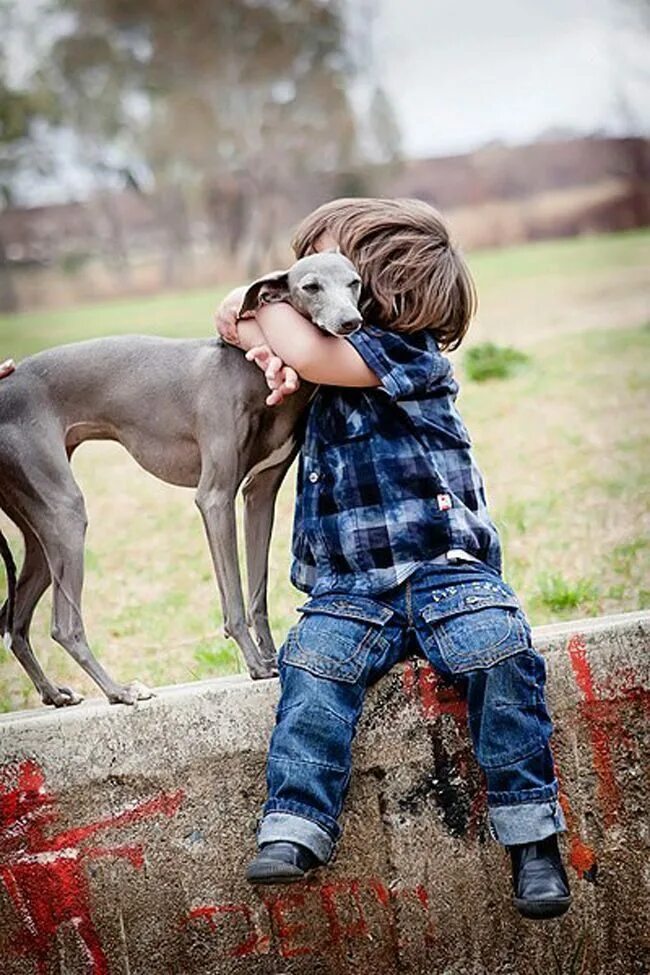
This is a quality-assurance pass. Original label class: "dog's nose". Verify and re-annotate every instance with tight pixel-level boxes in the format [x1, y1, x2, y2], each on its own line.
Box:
[339, 318, 363, 335]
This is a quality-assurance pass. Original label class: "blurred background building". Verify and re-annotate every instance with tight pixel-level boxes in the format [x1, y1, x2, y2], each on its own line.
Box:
[0, 0, 648, 311]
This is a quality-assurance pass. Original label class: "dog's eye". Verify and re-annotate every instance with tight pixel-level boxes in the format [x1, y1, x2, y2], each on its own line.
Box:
[348, 280, 361, 290]
[302, 282, 321, 293]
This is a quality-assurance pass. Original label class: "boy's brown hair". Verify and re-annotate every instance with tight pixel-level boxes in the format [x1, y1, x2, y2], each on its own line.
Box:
[291, 197, 477, 351]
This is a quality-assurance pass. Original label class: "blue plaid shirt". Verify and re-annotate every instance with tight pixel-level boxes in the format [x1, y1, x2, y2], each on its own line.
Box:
[290, 323, 502, 596]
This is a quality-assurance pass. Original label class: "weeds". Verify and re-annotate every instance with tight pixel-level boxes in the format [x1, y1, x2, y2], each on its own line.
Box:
[537, 573, 598, 613]
[463, 342, 530, 382]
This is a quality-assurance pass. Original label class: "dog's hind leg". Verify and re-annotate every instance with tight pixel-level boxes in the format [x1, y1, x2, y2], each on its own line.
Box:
[32, 478, 152, 706]
[242, 449, 297, 668]
[5, 521, 83, 707]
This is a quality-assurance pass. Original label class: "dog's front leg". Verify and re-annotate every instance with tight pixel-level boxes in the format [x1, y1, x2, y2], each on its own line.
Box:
[195, 475, 274, 680]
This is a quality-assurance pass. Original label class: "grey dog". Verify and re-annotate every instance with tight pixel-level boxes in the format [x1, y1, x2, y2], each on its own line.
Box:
[0, 250, 362, 706]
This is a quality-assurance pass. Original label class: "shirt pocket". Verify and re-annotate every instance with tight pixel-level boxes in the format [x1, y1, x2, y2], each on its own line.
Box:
[419, 583, 531, 675]
[284, 595, 394, 683]
[316, 393, 376, 445]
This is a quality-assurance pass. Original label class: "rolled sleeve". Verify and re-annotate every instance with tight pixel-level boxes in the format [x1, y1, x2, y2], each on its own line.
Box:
[346, 324, 449, 400]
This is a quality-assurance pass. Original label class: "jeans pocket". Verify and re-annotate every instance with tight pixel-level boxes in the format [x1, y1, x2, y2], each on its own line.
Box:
[284, 595, 394, 683]
[420, 580, 530, 674]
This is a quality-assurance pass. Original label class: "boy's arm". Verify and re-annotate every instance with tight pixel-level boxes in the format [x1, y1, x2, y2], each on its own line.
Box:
[214, 286, 300, 406]
[215, 285, 267, 351]
[236, 318, 268, 352]
[255, 302, 380, 388]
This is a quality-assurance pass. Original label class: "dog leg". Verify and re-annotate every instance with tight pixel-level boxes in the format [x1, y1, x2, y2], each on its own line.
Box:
[7, 523, 83, 707]
[38, 490, 152, 705]
[195, 476, 272, 679]
[242, 454, 296, 669]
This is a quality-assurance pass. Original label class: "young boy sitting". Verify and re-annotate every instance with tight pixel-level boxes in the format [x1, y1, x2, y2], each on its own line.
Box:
[215, 197, 572, 920]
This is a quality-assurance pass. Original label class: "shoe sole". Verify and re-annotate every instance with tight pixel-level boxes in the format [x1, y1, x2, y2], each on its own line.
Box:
[245, 862, 322, 885]
[513, 895, 572, 919]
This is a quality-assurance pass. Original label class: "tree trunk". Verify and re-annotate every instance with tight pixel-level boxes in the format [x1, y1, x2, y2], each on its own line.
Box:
[0, 232, 18, 313]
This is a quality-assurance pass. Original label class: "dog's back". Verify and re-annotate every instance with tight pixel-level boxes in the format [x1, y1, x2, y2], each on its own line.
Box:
[3, 335, 237, 421]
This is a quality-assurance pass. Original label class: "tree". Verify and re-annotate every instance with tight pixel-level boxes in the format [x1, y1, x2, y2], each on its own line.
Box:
[0, 0, 63, 309]
[46, 0, 385, 277]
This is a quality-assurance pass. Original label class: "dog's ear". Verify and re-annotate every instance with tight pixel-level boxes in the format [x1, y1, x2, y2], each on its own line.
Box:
[238, 270, 290, 317]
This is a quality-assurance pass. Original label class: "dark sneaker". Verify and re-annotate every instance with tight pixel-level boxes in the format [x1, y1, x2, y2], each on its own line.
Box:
[509, 833, 572, 919]
[245, 841, 322, 885]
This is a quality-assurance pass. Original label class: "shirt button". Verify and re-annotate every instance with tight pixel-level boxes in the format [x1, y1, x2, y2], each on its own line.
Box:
[308, 471, 320, 484]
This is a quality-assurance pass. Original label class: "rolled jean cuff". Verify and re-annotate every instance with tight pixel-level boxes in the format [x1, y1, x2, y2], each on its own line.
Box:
[487, 781, 559, 806]
[257, 811, 334, 863]
[488, 798, 567, 846]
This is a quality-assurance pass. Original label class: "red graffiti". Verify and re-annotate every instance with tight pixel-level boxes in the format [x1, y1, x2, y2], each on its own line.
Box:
[402, 660, 487, 839]
[553, 632, 650, 877]
[554, 767, 598, 880]
[183, 903, 270, 957]
[403, 661, 467, 722]
[0, 759, 183, 975]
[319, 878, 369, 946]
[567, 633, 650, 826]
[567, 633, 621, 824]
[183, 875, 436, 960]
[265, 889, 313, 959]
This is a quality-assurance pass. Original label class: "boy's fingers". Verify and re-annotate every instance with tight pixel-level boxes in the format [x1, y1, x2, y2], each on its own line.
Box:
[265, 355, 283, 384]
[265, 388, 283, 406]
[264, 368, 300, 406]
[220, 326, 240, 346]
[246, 345, 271, 368]
[214, 310, 240, 344]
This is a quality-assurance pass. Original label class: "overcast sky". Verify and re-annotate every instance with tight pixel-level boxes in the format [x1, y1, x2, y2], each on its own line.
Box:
[371, 0, 649, 157]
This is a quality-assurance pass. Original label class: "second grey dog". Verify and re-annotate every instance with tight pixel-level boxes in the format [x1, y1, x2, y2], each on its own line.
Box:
[0, 251, 362, 706]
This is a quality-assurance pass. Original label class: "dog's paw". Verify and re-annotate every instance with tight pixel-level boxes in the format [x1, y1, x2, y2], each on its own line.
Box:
[109, 681, 155, 705]
[250, 661, 279, 680]
[43, 685, 84, 708]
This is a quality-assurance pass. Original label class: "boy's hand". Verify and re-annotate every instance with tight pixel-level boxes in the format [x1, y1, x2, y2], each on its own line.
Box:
[214, 285, 253, 347]
[246, 344, 300, 407]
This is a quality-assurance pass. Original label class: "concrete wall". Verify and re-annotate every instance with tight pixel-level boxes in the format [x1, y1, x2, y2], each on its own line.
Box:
[0, 611, 648, 975]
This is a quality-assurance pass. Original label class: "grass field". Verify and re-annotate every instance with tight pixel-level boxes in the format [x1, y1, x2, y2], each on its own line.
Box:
[0, 229, 648, 712]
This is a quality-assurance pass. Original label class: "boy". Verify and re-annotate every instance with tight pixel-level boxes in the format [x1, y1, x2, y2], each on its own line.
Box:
[215, 198, 571, 920]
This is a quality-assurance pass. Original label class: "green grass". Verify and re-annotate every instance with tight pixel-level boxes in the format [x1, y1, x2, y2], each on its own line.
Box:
[1, 229, 649, 712]
[469, 228, 650, 286]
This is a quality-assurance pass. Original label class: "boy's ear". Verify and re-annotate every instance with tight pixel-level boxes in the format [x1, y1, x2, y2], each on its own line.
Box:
[238, 270, 290, 317]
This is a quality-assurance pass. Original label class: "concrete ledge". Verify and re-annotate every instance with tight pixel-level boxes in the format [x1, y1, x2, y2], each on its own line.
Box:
[1, 611, 648, 974]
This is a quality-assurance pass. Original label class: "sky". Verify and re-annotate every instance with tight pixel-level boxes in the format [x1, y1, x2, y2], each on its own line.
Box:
[371, 0, 649, 157]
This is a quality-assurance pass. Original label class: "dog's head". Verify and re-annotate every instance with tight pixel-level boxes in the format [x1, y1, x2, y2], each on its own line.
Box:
[238, 251, 363, 336]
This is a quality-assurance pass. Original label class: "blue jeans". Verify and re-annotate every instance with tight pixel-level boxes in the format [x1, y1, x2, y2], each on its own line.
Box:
[257, 560, 567, 862]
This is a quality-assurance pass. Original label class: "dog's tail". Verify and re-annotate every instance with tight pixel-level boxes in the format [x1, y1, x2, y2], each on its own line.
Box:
[0, 530, 17, 650]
